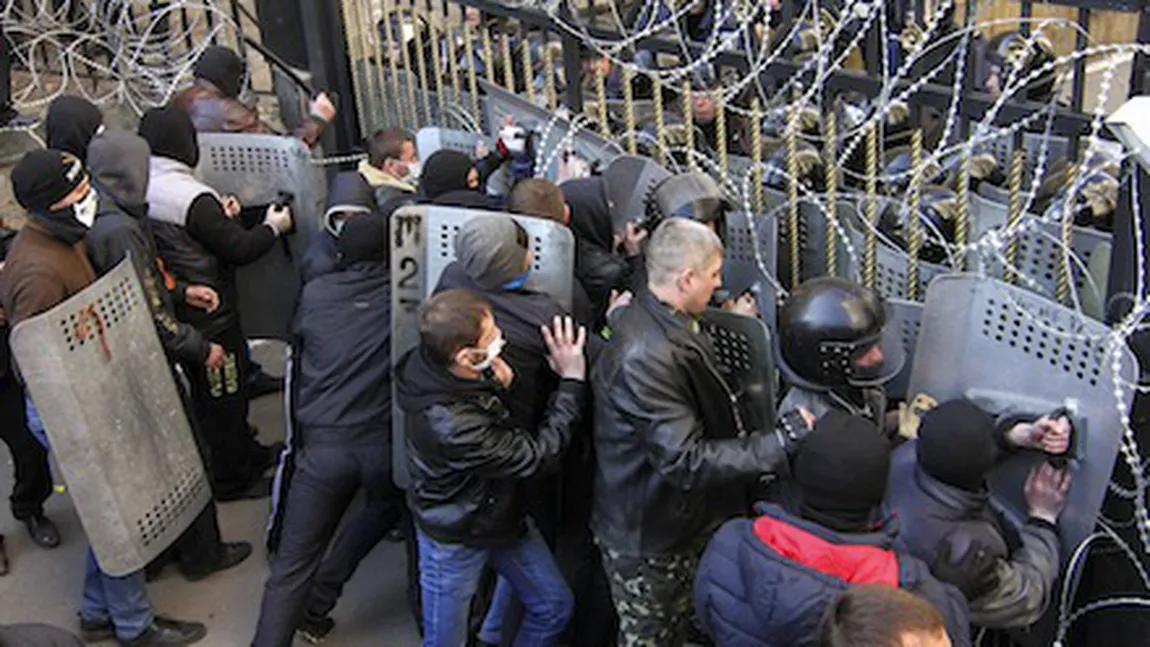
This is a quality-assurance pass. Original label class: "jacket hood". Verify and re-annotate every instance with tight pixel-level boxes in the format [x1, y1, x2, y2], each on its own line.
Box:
[419, 150, 476, 200]
[193, 46, 245, 99]
[45, 96, 103, 160]
[395, 345, 496, 412]
[358, 159, 416, 193]
[326, 171, 376, 214]
[88, 131, 151, 211]
[562, 177, 612, 250]
[139, 106, 200, 168]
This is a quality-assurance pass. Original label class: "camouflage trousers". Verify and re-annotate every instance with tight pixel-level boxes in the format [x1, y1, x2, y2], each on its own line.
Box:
[598, 544, 704, 647]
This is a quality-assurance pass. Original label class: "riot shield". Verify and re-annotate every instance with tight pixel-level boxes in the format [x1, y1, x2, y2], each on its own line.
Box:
[843, 221, 949, 301]
[726, 210, 778, 332]
[907, 274, 1136, 560]
[480, 79, 622, 180]
[700, 309, 776, 433]
[195, 133, 323, 340]
[390, 205, 575, 487]
[603, 155, 672, 232]
[10, 260, 210, 576]
[415, 127, 493, 159]
[884, 297, 925, 401]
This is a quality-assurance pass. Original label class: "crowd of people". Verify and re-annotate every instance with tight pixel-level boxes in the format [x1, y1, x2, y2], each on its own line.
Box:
[0, 44, 1082, 647]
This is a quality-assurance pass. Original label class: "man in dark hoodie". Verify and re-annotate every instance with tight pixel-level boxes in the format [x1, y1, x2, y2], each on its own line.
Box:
[693, 411, 974, 647]
[83, 129, 253, 583]
[0, 149, 206, 647]
[45, 95, 104, 160]
[252, 176, 402, 647]
[886, 398, 1071, 629]
[396, 289, 585, 646]
[418, 149, 485, 207]
[140, 105, 292, 501]
[171, 46, 335, 149]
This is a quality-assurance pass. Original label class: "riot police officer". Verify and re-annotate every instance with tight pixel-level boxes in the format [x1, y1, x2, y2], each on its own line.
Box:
[777, 277, 905, 432]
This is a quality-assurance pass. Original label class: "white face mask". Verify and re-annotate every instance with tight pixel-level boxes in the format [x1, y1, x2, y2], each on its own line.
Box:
[73, 190, 98, 228]
[468, 334, 506, 371]
[403, 161, 422, 183]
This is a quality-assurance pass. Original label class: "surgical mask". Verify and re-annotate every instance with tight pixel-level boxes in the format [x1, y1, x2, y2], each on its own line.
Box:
[72, 189, 98, 228]
[468, 334, 506, 371]
[403, 160, 422, 182]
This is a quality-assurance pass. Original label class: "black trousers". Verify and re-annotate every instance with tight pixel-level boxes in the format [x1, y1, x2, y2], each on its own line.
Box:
[252, 430, 400, 647]
[0, 373, 50, 522]
[185, 323, 263, 497]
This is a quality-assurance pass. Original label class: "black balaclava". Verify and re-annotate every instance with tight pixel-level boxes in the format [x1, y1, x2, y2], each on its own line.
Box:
[792, 409, 893, 533]
[419, 150, 478, 201]
[138, 106, 201, 168]
[193, 46, 246, 99]
[562, 177, 612, 251]
[45, 96, 103, 160]
[917, 398, 1000, 492]
[336, 212, 388, 268]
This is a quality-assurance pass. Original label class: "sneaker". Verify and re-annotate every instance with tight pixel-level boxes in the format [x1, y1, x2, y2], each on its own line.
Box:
[24, 514, 60, 548]
[297, 615, 335, 644]
[248, 370, 284, 399]
[79, 617, 115, 642]
[181, 542, 253, 582]
[119, 617, 206, 646]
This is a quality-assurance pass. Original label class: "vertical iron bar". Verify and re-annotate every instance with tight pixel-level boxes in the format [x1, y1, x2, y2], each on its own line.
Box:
[398, 1, 420, 128]
[463, 14, 481, 127]
[413, 1, 432, 125]
[595, 61, 610, 137]
[381, 0, 409, 130]
[446, 1, 461, 109]
[521, 34, 535, 104]
[786, 101, 800, 285]
[230, 0, 247, 58]
[955, 153, 971, 271]
[864, 123, 879, 292]
[1056, 162, 1078, 306]
[499, 22, 515, 93]
[683, 81, 696, 171]
[428, 0, 446, 121]
[1005, 150, 1026, 285]
[652, 75, 666, 166]
[823, 111, 838, 277]
[543, 33, 557, 112]
[907, 129, 924, 301]
[716, 92, 729, 190]
[751, 98, 763, 216]
[481, 18, 496, 85]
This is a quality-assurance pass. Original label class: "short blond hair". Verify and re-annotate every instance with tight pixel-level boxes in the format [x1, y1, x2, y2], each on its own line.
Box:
[645, 218, 723, 287]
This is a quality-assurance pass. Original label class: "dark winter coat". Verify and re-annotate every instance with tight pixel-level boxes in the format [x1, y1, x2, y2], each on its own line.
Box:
[85, 131, 210, 366]
[693, 504, 971, 647]
[395, 345, 584, 546]
[886, 441, 1061, 628]
[292, 258, 391, 437]
[591, 289, 787, 557]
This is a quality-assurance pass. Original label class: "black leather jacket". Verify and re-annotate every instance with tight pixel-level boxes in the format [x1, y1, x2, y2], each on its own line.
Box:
[591, 290, 791, 557]
[396, 345, 585, 546]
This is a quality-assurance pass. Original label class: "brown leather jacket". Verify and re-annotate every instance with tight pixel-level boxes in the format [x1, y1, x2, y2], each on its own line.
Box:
[171, 81, 326, 148]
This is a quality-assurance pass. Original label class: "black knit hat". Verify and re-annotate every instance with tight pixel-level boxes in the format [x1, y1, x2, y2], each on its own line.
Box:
[794, 409, 892, 532]
[336, 212, 388, 267]
[138, 106, 200, 168]
[917, 398, 999, 492]
[11, 149, 87, 212]
[194, 46, 246, 98]
[419, 150, 477, 200]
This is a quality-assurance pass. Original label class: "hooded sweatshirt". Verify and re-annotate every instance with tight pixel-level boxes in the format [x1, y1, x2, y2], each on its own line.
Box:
[45, 96, 103, 160]
[302, 171, 378, 284]
[561, 177, 637, 319]
[140, 106, 278, 336]
[85, 131, 210, 365]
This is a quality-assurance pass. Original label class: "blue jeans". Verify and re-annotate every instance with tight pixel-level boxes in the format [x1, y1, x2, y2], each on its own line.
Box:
[417, 524, 573, 647]
[25, 396, 155, 641]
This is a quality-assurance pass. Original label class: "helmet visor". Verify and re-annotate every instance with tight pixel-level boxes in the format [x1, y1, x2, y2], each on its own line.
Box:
[846, 323, 907, 388]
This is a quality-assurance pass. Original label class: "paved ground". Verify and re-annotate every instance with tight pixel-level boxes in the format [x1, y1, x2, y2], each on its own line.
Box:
[0, 342, 421, 647]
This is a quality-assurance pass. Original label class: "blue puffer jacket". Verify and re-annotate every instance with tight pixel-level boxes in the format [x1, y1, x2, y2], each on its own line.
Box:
[693, 504, 971, 647]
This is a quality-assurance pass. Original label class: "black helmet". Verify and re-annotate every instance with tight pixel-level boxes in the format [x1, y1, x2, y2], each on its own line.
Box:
[984, 31, 1059, 103]
[878, 186, 959, 264]
[648, 171, 729, 232]
[764, 140, 826, 193]
[778, 277, 906, 389]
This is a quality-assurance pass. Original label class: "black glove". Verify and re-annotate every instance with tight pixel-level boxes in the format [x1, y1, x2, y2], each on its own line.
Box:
[932, 539, 1000, 601]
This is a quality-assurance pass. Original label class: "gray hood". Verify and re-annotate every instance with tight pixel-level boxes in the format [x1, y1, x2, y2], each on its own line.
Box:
[88, 130, 151, 209]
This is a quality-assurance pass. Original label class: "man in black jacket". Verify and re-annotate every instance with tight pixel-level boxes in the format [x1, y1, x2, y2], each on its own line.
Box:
[139, 106, 291, 501]
[396, 289, 586, 646]
[84, 129, 252, 583]
[592, 218, 807, 646]
[252, 199, 400, 647]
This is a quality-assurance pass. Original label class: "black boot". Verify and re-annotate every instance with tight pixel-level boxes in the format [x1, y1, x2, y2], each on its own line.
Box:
[24, 513, 60, 548]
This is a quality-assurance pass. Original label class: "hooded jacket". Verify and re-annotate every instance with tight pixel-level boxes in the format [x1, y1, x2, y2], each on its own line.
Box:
[561, 178, 639, 319]
[45, 96, 103, 160]
[591, 289, 788, 557]
[85, 131, 210, 365]
[302, 172, 378, 284]
[141, 106, 278, 337]
[886, 441, 1060, 628]
[693, 504, 971, 647]
[396, 345, 585, 546]
[293, 180, 392, 436]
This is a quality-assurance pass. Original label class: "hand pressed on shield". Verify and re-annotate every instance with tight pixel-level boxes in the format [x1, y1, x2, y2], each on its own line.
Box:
[541, 315, 587, 381]
[206, 343, 226, 370]
[221, 195, 242, 219]
[721, 292, 759, 318]
[1007, 415, 1072, 455]
[1025, 463, 1071, 525]
[310, 92, 337, 123]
